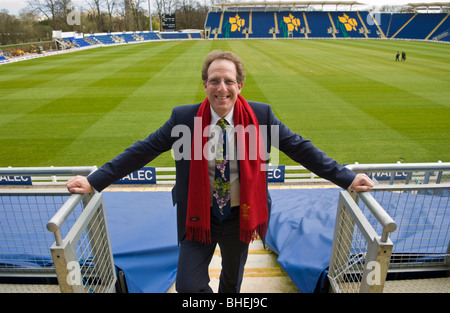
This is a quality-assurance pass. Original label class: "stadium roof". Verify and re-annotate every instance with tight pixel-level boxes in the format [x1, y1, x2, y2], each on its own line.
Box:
[406, 2, 450, 8]
[210, 1, 365, 11]
[210, 1, 450, 11]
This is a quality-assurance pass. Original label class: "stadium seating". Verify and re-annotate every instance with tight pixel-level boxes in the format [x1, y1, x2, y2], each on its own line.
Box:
[251, 11, 276, 38]
[390, 13, 449, 40]
[68, 30, 201, 46]
[303, 12, 334, 38]
[276, 11, 305, 38]
[159, 32, 189, 40]
[56, 12, 449, 46]
[204, 10, 450, 42]
[429, 17, 450, 41]
[140, 32, 162, 41]
[204, 12, 222, 38]
[72, 38, 92, 47]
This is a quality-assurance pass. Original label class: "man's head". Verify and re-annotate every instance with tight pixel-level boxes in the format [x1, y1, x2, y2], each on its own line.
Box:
[202, 50, 245, 118]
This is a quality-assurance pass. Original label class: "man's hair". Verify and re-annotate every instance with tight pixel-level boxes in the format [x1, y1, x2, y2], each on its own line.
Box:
[201, 50, 246, 83]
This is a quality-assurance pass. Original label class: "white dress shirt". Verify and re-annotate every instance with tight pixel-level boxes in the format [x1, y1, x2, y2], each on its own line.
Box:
[208, 107, 240, 207]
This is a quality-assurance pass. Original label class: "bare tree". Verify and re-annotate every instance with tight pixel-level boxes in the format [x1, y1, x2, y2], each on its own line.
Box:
[27, 0, 59, 28]
[104, 0, 118, 31]
[175, 0, 208, 30]
[86, 0, 105, 31]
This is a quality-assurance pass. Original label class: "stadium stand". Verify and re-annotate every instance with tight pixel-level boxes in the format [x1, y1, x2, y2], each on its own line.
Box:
[69, 31, 201, 45]
[159, 32, 190, 40]
[251, 11, 277, 38]
[204, 10, 450, 41]
[303, 11, 335, 38]
[203, 1, 450, 42]
[49, 3, 448, 46]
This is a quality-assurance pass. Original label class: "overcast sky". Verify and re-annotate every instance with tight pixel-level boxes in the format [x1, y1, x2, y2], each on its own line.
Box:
[0, 0, 443, 16]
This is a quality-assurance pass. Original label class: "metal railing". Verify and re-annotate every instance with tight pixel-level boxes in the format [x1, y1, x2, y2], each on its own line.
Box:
[369, 184, 450, 274]
[0, 167, 116, 293]
[328, 190, 397, 293]
[0, 165, 332, 186]
[47, 191, 116, 293]
[0, 190, 78, 278]
[328, 162, 450, 293]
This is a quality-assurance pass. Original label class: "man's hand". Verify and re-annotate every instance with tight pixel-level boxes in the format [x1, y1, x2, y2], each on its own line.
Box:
[66, 175, 94, 194]
[349, 173, 374, 192]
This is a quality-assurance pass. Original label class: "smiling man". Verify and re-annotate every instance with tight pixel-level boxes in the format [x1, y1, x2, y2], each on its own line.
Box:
[201, 53, 244, 118]
[66, 50, 374, 293]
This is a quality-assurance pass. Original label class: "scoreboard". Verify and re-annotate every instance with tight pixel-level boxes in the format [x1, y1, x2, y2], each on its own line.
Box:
[162, 14, 176, 30]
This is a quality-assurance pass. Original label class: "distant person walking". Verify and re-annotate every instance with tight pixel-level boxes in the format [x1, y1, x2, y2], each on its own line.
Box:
[395, 51, 400, 61]
[401, 51, 406, 61]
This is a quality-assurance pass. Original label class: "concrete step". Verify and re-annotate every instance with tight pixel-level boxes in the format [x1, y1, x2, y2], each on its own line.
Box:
[166, 239, 300, 293]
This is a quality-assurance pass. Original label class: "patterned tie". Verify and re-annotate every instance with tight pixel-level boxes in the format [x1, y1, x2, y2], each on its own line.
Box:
[212, 118, 231, 221]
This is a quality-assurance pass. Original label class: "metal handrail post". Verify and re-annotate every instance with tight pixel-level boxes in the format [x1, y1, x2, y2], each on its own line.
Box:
[356, 191, 397, 242]
[46, 193, 85, 246]
[359, 236, 394, 293]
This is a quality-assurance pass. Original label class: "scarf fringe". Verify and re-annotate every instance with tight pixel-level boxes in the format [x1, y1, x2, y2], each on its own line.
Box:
[240, 221, 268, 244]
[186, 226, 211, 245]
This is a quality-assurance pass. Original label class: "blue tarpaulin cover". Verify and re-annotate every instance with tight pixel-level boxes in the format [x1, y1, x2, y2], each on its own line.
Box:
[265, 188, 341, 293]
[103, 191, 179, 293]
[103, 189, 342, 293]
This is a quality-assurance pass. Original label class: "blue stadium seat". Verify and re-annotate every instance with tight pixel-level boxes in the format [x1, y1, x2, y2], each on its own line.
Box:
[431, 20, 450, 41]
[160, 32, 190, 40]
[205, 12, 222, 38]
[140, 32, 161, 41]
[303, 12, 333, 38]
[121, 33, 137, 42]
[218, 12, 250, 39]
[276, 11, 306, 38]
[386, 13, 415, 38]
[189, 32, 202, 39]
[394, 13, 448, 40]
[250, 11, 275, 38]
[329, 11, 367, 38]
[72, 38, 92, 47]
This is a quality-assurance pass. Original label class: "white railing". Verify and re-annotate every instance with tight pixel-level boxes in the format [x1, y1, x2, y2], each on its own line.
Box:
[47, 191, 117, 293]
[0, 165, 330, 186]
[328, 189, 396, 293]
[0, 167, 116, 293]
[328, 162, 450, 293]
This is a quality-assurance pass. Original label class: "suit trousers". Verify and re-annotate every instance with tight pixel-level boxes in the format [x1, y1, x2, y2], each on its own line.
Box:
[175, 206, 249, 293]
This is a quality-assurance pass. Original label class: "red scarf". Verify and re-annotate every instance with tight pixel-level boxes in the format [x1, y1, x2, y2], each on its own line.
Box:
[186, 95, 268, 244]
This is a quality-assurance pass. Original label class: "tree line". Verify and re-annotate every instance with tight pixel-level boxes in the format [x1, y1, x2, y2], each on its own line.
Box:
[1, 0, 223, 45]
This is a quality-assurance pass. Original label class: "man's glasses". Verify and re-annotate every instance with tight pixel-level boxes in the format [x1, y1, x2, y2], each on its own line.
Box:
[206, 78, 238, 86]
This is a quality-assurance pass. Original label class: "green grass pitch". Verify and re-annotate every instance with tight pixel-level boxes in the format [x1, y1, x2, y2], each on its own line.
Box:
[0, 39, 449, 168]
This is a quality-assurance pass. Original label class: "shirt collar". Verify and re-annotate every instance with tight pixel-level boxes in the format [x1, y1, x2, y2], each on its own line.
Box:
[210, 106, 235, 126]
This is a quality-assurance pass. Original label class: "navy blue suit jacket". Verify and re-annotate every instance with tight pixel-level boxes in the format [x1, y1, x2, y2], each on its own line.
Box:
[87, 101, 356, 242]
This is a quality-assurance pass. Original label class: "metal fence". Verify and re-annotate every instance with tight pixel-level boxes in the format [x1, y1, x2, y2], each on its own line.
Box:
[0, 165, 334, 186]
[328, 162, 450, 293]
[0, 167, 116, 293]
[328, 190, 397, 292]
[47, 191, 116, 293]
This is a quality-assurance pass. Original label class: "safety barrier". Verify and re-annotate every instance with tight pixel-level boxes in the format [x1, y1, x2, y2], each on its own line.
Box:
[328, 162, 450, 292]
[0, 165, 331, 186]
[328, 189, 396, 292]
[0, 167, 116, 293]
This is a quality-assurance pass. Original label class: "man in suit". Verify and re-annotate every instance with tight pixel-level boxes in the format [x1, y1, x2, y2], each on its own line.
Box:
[67, 50, 374, 293]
